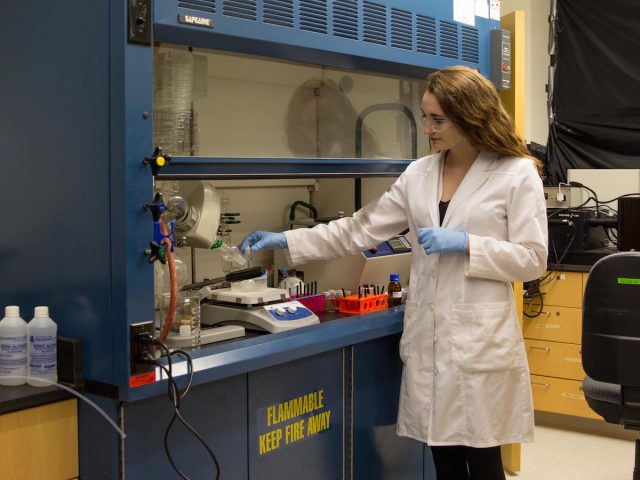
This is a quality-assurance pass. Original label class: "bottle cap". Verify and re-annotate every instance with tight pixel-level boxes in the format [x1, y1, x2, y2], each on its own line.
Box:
[5, 305, 20, 316]
[34, 306, 49, 317]
[390, 273, 400, 282]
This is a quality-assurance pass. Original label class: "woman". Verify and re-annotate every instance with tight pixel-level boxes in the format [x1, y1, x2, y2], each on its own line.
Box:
[240, 66, 548, 479]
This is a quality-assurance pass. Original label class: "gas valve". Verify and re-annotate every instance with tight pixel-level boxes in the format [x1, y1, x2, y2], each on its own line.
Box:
[143, 192, 176, 259]
[143, 146, 171, 176]
[143, 240, 168, 264]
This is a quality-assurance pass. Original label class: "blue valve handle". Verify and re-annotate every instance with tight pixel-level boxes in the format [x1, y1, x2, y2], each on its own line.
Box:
[143, 192, 176, 252]
[154, 219, 176, 252]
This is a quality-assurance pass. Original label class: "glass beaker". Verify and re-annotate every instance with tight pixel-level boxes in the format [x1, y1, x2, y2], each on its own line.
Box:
[158, 291, 201, 349]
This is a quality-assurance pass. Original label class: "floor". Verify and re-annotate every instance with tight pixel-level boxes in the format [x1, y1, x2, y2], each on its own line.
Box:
[506, 425, 637, 479]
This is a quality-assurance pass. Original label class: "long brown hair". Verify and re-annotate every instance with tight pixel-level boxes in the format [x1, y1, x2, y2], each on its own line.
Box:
[425, 66, 542, 171]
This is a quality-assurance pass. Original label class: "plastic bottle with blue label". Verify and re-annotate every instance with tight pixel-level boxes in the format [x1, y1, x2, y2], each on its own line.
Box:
[0, 306, 28, 386]
[27, 306, 58, 387]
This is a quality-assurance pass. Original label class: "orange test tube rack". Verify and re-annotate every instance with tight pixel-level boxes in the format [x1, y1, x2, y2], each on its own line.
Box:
[339, 293, 388, 315]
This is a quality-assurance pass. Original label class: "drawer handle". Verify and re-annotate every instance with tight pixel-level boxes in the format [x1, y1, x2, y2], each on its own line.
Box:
[529, 346, 551, 353]
[539, 311, 552, 317]
[531, 381, 551, 388]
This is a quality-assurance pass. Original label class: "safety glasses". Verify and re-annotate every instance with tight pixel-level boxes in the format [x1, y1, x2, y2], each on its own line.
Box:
[419, 111, 453, 132]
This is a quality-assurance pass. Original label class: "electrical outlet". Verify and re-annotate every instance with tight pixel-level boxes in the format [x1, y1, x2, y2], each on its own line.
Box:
[130, 321, 155, 375]
[544, 186, 582, 208]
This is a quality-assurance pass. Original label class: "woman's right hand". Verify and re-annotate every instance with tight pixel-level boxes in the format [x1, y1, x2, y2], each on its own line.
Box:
[239, 231, 288, 253]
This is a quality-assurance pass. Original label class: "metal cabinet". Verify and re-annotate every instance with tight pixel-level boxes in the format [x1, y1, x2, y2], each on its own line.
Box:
[523, 271, 600, 420]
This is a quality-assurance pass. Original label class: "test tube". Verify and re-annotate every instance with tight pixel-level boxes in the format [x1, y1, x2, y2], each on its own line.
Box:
[244, 245, 253, 268]
[333, 290, 343, 311]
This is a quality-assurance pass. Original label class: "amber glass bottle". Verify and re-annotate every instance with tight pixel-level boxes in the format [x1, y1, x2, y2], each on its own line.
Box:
[387, 273, 402, 307]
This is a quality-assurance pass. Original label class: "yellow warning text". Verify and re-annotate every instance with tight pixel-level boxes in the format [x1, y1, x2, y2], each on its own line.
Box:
[258, 389, 331, 456]
[286, 419, 306, 444]
[266, 389, 324, 426]
[258, 428, 282, 455]
[306, 410, 331, 436]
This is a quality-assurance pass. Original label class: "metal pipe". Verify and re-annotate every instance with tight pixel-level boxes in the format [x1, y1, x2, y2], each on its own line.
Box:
[354, 103, 418, 210]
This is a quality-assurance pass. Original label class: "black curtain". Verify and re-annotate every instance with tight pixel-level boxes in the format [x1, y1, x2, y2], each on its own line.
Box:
[547, 0, 640, 185]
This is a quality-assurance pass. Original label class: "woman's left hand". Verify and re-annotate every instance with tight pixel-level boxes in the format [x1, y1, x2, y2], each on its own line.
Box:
[418, 227, 467, 254]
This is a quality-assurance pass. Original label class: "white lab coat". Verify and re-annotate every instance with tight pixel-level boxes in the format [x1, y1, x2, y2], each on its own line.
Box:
[283, 150, 548, 447]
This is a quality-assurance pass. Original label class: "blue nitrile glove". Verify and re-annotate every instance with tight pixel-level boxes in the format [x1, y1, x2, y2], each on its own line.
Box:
[239, 231, 288, 253]
[417, 227, 467, 255]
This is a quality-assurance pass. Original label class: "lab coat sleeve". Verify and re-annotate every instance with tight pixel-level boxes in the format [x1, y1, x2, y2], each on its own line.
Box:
[466, 161, 548, 282]
[283, 173, 411, 266]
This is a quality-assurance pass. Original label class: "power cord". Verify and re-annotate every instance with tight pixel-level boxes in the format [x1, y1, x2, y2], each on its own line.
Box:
[568, 181, 600, 216]
[546, 218, 576, 270]
[138, 335, 221, 480]
[523, 280, 546, 318]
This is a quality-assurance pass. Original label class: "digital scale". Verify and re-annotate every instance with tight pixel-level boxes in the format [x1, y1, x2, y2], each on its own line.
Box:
[201, 286, 319, 333]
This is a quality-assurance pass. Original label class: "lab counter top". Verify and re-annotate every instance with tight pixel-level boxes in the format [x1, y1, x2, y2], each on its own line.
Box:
[548, 247, 615, 271]
[0, 382, 83, 415]
[125, 305, 406, 402]
[548, 263, 591, 273]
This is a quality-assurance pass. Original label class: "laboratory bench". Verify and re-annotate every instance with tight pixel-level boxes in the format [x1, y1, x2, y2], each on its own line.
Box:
[79, 304, 437, 480]
[0, 382, 80, 415]
[126, 306, 404, 401]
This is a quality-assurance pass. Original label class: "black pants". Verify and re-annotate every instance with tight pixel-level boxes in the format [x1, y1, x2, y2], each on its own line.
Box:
[430, 445, 506, 480]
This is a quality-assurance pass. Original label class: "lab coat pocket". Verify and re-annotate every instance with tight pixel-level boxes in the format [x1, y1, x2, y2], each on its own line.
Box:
[450, 301, 521, 372]
[399, 302, 418, 362]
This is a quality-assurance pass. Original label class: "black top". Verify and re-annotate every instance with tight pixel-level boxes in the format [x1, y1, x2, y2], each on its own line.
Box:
[439, 200, 450, 226]
[0, 384, 79, 415]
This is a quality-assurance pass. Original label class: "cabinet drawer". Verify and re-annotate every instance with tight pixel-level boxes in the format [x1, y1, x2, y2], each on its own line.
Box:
[522, 306, 582, 344]
[525, 339, 585, 380]
[527, 271, 583, 308]
[0, 399, 78, 479]
[530, 375, 601, 420]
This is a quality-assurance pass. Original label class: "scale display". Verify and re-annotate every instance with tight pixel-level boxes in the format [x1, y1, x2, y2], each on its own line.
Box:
[387, 235, 412, 253]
